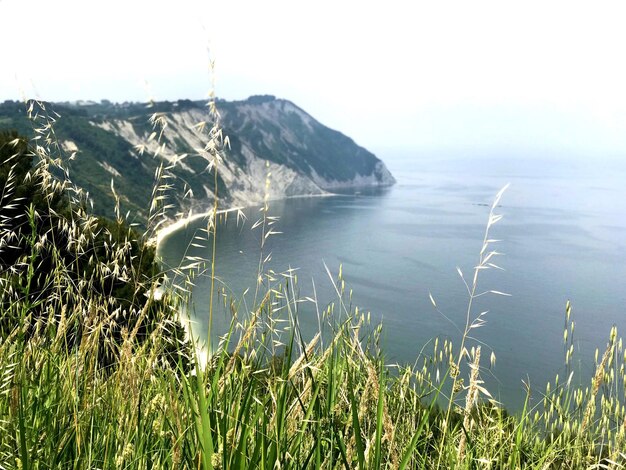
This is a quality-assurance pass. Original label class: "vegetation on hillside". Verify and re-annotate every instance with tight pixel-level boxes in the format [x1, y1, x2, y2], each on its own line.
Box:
[1, 100, 626, 469]
[0, 100, 228, 226]
[0, 122, 189, 370]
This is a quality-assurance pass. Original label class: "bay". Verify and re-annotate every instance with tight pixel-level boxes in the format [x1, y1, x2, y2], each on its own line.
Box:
[158, 155, 626, 411]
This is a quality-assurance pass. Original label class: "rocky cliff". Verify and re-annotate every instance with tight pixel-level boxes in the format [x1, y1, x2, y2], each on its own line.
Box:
[0, 96, 395, 227]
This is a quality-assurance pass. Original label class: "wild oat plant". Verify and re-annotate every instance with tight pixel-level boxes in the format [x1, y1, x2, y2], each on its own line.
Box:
[1, 100, 626, 469]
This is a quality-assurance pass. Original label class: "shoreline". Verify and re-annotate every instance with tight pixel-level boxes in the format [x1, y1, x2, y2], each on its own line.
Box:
[152, 194, 338, 368]
[154, 192, 344, 249]
[154, 206, 244, 248]
[153, 186, 391, 367]
[152, 178, 396, 248]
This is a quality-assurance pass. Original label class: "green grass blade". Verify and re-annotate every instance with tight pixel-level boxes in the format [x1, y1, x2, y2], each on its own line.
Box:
[347, 371, 365, 470]
[373, 362, 385, 469]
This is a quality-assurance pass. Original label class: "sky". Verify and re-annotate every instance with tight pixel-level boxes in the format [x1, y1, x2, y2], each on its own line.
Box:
[2, 0, 626, 159]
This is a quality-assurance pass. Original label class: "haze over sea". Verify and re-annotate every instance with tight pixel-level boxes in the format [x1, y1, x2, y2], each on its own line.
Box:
[159, 154, 626, 411]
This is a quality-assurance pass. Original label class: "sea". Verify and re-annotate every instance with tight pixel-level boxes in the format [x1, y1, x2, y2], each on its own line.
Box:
[158, 154, 626, 411]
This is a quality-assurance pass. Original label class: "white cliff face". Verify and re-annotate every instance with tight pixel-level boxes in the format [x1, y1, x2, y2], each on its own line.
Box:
[88, 98, 395, 217]
[228, 145, 326, 205]
[309, 161, 396, 190]
[91, 109, 328, 212]
[61, 140, 79, 153]
[93, 119, 197, 173]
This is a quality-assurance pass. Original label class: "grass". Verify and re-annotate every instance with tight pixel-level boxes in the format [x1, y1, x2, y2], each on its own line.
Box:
[1, 98, 626, 469]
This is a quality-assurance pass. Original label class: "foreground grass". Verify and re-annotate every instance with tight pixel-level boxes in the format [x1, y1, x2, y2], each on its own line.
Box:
[2, 280, 626, 469]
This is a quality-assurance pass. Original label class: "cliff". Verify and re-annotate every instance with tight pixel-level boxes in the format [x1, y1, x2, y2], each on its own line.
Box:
[0, 96, 395, 227]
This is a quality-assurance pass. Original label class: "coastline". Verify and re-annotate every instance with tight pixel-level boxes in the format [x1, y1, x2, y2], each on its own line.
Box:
[154, 206, 244, 248]
[152, 195, 335, 368]
[153, 192, 344, 249]
[152, 188, 389, 368]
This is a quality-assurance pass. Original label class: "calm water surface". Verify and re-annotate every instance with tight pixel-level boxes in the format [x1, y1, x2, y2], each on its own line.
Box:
[159, 156, 626, 410]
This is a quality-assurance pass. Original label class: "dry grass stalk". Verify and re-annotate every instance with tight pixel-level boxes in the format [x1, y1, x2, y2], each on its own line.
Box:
[581, 328, 616, 434]
[287, 331, 320, 380]
[458, 345, 482, 461]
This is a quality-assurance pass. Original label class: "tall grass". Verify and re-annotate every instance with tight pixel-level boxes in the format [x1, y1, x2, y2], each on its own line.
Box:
[1, 98, 626, 469]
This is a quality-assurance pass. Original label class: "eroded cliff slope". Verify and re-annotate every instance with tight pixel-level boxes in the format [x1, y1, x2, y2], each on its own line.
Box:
[0, 96, 395, 227]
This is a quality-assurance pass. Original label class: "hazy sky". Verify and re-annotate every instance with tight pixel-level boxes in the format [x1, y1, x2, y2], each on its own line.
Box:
[2, 0, 626, 158]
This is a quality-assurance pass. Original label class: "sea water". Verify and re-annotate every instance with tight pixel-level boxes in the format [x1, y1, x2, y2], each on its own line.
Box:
[158, 154, 626, 410]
